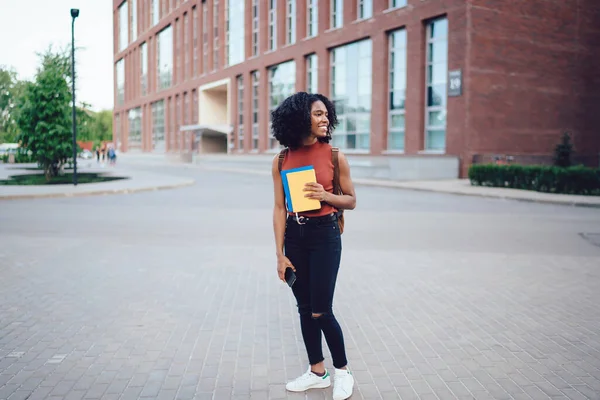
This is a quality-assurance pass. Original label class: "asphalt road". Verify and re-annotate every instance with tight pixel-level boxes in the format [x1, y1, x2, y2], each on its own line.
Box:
[1, 165, 600, 400]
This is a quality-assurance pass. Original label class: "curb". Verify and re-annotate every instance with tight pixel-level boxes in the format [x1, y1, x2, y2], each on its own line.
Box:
[198, 165, 600, 209]
[0, 179, 195, 201]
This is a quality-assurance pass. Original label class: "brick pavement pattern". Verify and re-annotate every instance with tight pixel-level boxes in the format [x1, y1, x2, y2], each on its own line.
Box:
[1, 167, 600, 399]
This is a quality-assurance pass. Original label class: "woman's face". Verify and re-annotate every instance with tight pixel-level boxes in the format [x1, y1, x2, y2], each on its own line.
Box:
[310, 100, 329, 138]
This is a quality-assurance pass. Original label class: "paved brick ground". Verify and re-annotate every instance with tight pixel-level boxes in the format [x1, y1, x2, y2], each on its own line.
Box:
[1, 166, 600, 399]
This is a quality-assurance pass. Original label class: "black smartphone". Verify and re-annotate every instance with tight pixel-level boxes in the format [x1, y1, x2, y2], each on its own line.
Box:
[284, 267, 296, 287]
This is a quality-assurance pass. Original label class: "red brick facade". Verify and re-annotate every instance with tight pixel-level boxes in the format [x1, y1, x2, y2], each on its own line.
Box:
[113, 0, 600, 177]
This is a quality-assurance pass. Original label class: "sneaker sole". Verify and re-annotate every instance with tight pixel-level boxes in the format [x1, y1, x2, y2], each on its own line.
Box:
[286, 379, 331, 392]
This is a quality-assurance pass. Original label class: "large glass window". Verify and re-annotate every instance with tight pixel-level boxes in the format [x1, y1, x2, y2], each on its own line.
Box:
[184, 13, 189, 80]
[286, 0, 296, 45]
[306, 54, 318, 93]
[268, 61, 296, 150]
[213, 0, 219, 70]
[331, 0, 343, 29]
[152, 0, 160, 26]
[157, 25, 173, 90]
[152, 0, 159, 26]
[425, 17, 448, 151]
[202, 2, 208, 74]
[268, 0, 277, 51]
[227, 0, 245, 66]
[193, 6, 198, 77]
[388, 28, 407, 151]
[237, 75, 244, 150]
[251, 71, 259, 150]
[128, 107, 142, 149]
[116, 59, 125, 105]
[357, 0, 372, 19]
[307, 0, 318, 37]
[330, 39, 372, 150]
[140, 43, 147, 96]
[119, 1, 128, 51]
[390, 0, 407, 8]
[152, 100, 165, 151]
[252, 0, 259, 56]
[130, 0, 137, 42]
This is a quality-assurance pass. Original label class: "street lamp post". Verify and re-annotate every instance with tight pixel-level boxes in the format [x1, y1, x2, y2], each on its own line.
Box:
[71, 8, 79, 186]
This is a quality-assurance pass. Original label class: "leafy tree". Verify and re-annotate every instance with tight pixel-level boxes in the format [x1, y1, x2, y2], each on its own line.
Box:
[16, 49, 73, 181]
[553, 132, 573, 168]
[0, 66, 26, 143]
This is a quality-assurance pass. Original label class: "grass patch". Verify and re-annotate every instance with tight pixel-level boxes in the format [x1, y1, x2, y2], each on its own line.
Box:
[0, 173, 127, 186]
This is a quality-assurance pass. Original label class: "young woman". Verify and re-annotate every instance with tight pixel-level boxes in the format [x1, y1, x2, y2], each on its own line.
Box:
[271, 92, 357, 400]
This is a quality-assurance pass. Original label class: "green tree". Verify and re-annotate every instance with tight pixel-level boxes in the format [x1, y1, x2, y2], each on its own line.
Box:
[16, 49, 73, 180]
[0, 66, 26, 143]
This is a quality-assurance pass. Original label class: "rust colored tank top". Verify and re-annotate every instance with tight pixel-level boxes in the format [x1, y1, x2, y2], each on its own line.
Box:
[281, 141, 337, 217]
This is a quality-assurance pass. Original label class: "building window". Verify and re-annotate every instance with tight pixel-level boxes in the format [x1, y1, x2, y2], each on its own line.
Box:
[184, 13, 189, 80]
[202, 2, 208, 74]
[115, 113, 122, 149]
[252, 0, 259, 56]
[390, 0, 407, 8]
[192, 89, 198, 123]
[127, 107, 142, 149]
[357, 0, 372, 20]
[213, 0, 219, 70]
[175, 95, 180, 149]
[286, 0, 296, 45]
[170, 97, 176, 149]
[130, 0, 137, 42]
[157, 25, 173, 90]
[307, 0, 318, 37]
[184, 92, 190, 124]
[425, 17, 448, 151]
[152, 100, 165, 151]
[140, 43, 148, 96]
[268, 0, 277, 51]
[152, 0, 159, 26]
[227, 0, 245, 66]
[237, 75, 244, 150]
[116, 58, 125, 105]
[331, 0, 343, 29]
[193, 6, 198, 77]
[119, 1, 128, 51]
[268, 60, 296, 150]
[306, 54, 318, 93]
[251, 71, 259, 150]
[330, 39, 372, 150]
[388, 28, 407, 151]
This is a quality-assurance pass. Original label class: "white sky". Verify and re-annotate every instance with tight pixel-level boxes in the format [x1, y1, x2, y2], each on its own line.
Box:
[0, 0, 114, 111]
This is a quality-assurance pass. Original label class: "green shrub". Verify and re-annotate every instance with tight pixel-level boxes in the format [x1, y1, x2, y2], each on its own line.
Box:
[468, 164, 600, 195]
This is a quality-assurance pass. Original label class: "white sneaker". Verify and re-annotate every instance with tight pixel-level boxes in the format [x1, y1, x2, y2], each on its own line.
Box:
[333, 368, 354, 400]
[285, 366, 331, 392]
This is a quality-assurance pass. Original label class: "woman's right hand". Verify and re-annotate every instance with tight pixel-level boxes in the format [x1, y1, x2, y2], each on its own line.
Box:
[277, 254, 295, 282]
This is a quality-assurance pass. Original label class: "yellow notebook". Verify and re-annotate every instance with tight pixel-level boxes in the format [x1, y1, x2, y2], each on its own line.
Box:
[281, 165, 322, 213]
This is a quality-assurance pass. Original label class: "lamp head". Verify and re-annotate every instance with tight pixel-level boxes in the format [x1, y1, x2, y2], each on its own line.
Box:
[71, 8, 80, 18]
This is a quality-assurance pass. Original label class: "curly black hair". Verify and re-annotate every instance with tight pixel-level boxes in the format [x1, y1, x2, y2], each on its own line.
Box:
[271, 92, 338, 150]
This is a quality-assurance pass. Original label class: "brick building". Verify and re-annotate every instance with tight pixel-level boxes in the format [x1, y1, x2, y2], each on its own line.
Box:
[113, 0, 600, 178]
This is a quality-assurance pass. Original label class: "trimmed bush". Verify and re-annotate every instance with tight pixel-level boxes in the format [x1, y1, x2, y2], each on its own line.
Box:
[468, 164, 600, 196]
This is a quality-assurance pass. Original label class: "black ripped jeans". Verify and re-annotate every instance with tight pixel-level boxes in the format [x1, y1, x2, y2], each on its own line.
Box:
[284, 213, 348, 369]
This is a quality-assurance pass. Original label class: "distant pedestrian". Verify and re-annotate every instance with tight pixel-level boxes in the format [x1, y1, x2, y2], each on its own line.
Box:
[270, 92, 357, 400]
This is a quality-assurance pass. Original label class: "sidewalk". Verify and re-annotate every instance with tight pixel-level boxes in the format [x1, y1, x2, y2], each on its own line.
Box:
[195, 163, 600, 208]
[0, 162, 194, 200]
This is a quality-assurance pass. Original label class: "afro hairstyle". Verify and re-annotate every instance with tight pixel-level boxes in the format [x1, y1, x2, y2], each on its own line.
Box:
[270, 92, 338, 150]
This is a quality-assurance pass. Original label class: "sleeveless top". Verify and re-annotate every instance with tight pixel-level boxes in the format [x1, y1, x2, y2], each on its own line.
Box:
[281, 141, 337, 217]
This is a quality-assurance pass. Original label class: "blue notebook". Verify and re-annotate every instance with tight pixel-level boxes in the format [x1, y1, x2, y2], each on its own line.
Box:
[281, 165, 322, 213]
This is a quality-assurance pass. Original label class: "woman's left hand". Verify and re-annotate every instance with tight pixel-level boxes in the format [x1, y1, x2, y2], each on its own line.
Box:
[304, 182, 327, 202]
